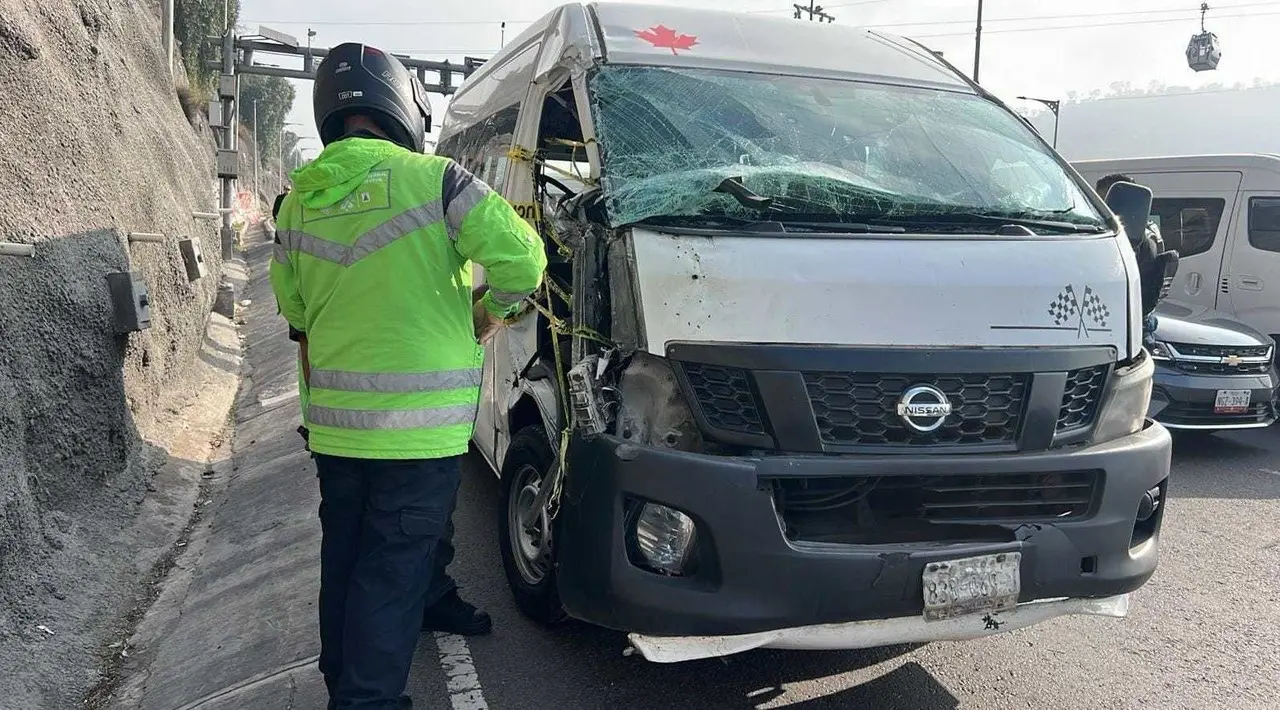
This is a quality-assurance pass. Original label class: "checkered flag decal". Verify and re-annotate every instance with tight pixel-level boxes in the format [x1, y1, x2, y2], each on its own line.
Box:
[1047, 285, 1078, 325]
[1080, 286, 1110, 328]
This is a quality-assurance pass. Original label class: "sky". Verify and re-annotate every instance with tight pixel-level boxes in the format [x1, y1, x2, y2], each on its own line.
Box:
[236, 0, 1280, 159]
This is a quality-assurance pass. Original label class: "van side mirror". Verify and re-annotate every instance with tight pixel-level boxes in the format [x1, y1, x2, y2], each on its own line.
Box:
[1104, 181, 1152, 248]
[1106, 181, 1178, 316]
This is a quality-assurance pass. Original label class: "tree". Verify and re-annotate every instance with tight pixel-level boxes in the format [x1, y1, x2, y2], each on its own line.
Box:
[239, 76, 297, 167]
[174, 0, 240, 91]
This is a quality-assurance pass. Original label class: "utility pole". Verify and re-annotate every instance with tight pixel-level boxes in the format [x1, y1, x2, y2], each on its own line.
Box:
[280, 122, 299, 194]
[1017, 96, 1062, 149]
[279, 130, 285, 195]
[793, 2, 836, 23]
[501, 22, 506, 47]
[216, 30, 239, 259]
[973, 0, 984, 83]
[252, 99, 259, 203]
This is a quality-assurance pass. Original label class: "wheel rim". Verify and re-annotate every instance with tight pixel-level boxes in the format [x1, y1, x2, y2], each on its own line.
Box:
[509, 463, 553, 585]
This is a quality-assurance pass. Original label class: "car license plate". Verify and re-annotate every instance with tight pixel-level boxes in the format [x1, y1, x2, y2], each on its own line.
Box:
[1214, 389, 1251, 414]
[922, 552, 1021, 622]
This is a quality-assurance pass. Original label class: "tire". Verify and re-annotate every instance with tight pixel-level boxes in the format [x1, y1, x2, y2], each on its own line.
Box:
[497, 424, 569, 625]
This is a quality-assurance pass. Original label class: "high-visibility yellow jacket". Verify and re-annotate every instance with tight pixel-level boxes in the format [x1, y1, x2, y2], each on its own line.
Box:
[269, 135, 546, 460]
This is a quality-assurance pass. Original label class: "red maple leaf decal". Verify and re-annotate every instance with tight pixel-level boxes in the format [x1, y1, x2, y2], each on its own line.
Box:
[634, 25, 698, 55]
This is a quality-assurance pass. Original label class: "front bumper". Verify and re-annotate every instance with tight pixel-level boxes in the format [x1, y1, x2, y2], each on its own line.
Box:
[557, 421, 1170, 640]
[1150, 366, 1278, 430]
[628, 594, 1132, 663]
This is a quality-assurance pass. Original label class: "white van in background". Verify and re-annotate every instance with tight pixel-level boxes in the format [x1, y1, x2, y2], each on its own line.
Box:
[1074, 154, 1280, 343]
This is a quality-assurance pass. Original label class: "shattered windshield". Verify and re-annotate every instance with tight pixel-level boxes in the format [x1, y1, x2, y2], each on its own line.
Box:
[587, 66, 1103, 231]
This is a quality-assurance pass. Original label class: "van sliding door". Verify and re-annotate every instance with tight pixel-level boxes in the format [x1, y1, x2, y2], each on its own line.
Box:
[1137, 170, 1242, 312]
[1225, 193, 1280, 339]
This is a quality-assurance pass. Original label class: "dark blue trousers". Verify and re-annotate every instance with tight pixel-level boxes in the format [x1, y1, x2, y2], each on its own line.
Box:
[315, 454, 462, 710]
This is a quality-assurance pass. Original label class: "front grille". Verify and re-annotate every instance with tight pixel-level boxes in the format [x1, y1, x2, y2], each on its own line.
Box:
[681, 363, 767, 436]
[1173, 360, 1271, 375]
[1169, 342, 1272, 359]
[1058, 365, 1109, 432]
[1158, 399, 1276, 427]
[772, 471, 1101, 544]
[803, 373, 1030, 448]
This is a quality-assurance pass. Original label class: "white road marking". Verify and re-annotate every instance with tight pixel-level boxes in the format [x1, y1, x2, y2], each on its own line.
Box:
[434, 632, 490, 710]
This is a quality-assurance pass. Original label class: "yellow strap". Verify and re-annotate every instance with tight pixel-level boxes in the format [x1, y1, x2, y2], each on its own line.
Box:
[506, 144, 599, 185]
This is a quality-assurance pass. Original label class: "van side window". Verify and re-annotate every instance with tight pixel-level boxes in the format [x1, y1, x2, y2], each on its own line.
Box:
[1150, 198, 1225, 258]
[1248, 197, 1280, 253]
[443, 105, 520, 187]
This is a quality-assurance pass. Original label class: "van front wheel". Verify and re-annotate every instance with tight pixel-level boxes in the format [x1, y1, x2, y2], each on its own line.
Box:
[497, 424, 569, 625]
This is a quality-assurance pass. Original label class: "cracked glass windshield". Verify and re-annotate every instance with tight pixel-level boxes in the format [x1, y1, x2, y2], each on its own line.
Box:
[587, 66, 1104, 232]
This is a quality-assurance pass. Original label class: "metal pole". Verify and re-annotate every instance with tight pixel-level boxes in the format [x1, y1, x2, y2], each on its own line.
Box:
[252, 99, 259, 204]
[1052, 105, 1060, 149]
[0, 243, 36, 257]
[973, 0, 984, 83]
[220, 30, 237, 258]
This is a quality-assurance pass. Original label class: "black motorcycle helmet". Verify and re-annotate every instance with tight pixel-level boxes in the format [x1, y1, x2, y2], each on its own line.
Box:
[313, 42, 432, 152]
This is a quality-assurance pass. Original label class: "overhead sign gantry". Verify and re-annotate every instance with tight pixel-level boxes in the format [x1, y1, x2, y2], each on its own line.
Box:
[207, 25, 488, 258]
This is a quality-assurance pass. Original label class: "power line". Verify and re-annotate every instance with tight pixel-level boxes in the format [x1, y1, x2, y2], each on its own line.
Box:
[265, 2, 1280, 56]
[241, 18, 538, 27]
[247, 0, 1275, 27]
[907, 9, 1280, 39]
[866, 1, 1278, 29]
[388, 8, 1277, 56]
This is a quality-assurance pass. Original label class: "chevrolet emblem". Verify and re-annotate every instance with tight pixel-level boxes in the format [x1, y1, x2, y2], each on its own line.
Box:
[1224, 355, 1242, 366]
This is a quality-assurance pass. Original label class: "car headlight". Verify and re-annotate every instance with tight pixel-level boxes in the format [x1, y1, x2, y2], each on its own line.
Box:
[1092, 351, 1155, 444]
[1145, 340, 1174, 362]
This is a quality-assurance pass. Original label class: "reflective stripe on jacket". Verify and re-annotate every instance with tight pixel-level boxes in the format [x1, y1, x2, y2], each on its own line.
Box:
[269, 136, 546, 459]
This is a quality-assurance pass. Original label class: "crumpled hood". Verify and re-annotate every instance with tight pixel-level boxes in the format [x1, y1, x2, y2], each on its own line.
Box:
[289, 137, 404, 209]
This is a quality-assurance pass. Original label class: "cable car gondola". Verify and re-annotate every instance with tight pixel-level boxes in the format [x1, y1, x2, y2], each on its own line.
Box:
[1187, 3, 1222, 72]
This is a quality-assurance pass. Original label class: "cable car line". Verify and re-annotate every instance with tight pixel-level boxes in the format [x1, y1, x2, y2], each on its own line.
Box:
[907, 9, 1279, 39]
[865, 1, 1278, 29]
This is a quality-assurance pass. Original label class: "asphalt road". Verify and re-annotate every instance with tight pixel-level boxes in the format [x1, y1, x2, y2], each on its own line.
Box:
[404, 428, 1280, 710]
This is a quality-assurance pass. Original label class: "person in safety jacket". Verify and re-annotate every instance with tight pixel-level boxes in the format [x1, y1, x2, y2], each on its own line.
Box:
[269, 42, 546, 709]
[270, 188, 313, 451]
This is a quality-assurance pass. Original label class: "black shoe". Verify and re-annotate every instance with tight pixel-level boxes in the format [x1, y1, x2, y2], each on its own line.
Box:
[421, 589, 492, 636]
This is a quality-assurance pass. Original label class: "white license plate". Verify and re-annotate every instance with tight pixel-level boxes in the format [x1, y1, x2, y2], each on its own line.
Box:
[1214, 389, 1252, 414]
[922, 552, 1021, 622]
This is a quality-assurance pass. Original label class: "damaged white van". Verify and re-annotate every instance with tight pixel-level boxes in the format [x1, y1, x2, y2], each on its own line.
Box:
[437, 2, 1174, 663]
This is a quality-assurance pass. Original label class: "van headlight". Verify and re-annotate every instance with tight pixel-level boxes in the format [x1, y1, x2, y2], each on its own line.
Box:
[1092, 351, 1155, 444]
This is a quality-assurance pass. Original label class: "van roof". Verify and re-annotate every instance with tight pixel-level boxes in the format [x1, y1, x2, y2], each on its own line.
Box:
[1073, 153, 1280, 175]
[459, 2, 971, 95]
